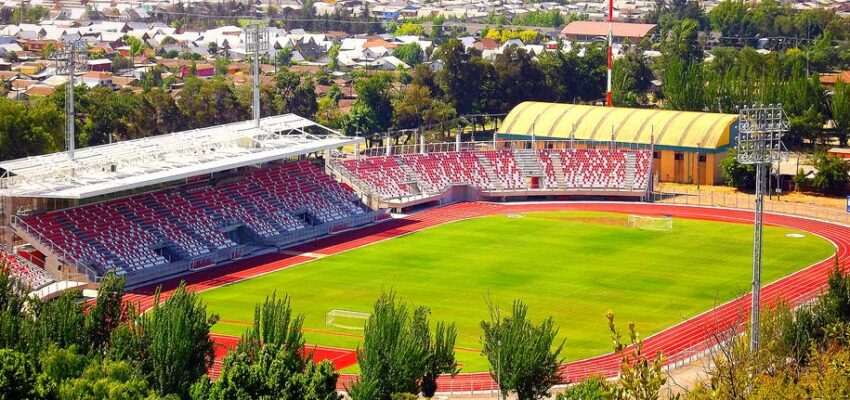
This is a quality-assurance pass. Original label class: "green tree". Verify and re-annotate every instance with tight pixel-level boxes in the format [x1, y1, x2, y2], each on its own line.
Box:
[663, 58, 705, 111]
[809, 151, 849, 193]
[275, 48, 293, 67]
[720, 149, 757, 189]
[481, 300, 565, 400]
[214, 57, 229, 76]
[328, 43, 341, 71]
[36, 345, 89, 398]
[0, 349, 38, 399]
[126, 36, 147, 64]
[350, 292, 456, 400]
[830, 81, 850, 146]
[556, 377, 607, 400]
[177, 77, 247, 129]
[393, 43, 423, 67]
[394, 22, 424, 36]
[58, 359, 161, 400]
[0, 97, 64, 160]
[605, 312, 667, 400]
[135, 283, 218, 398]
[85, 272, 126, 354]
[494, 46, 550, 113]
[202, 293, 341, 400]
[709, 0, 753, 37]
[111, 55, 133, 72]
[353, 73, 394, 133]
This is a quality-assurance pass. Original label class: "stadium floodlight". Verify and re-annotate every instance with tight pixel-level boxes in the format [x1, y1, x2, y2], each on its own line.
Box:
[736, 103, 789, 353]
[245, 21, 269, 127]
[51, 39, 88, 160]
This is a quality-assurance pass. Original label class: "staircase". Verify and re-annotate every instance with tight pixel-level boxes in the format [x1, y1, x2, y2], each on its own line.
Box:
[398, 161, 433, 193]
[474, 153, 504, 190]
[624, 152, 637, 190]
[514, 149, 544, 178]
[548, 151, 568, 189]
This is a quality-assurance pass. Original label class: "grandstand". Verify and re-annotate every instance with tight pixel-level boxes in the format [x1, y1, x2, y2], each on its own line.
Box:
[329, 146, 653, 210]
[0, 114, 381, 288]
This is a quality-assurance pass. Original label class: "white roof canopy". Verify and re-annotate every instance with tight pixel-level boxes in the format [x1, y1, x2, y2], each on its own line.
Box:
[0, 114, 363, 199]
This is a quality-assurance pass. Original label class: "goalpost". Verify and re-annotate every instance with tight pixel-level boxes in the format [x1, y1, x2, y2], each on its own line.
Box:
[325, 310, 371, 331]
[627, 215, 673, 231]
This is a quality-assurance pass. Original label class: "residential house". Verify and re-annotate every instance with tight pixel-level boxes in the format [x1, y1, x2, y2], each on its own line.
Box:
[87, 59, 112, 72]
[81, 71, 114, 88]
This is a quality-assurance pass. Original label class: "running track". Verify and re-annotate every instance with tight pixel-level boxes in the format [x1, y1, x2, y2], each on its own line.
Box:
[121, 202, 850, 393]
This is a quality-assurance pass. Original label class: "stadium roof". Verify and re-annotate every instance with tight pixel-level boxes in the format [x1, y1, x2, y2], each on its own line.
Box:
[497, 102, 738, 151]
[0, 114, 364, 199]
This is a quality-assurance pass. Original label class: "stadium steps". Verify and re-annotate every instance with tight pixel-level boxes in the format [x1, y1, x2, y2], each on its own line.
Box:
[54, 214, 126, 271]
[473, 153, 504, 190]
[140, 197, 220, 253]
[112, 204, 192, 261]
[624, 152, 637, 191]
[514, 149, 544, 177]
[398, 161, 433, 194]
[548, 152, 569, 189]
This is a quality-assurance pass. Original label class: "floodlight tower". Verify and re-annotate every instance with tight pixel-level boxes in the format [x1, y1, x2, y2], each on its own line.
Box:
[52, 40, 89, 160]
[736, 104, 789, 353]
[246, 21, 269, 127]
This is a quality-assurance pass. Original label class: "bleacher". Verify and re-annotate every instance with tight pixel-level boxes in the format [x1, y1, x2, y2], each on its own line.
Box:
[15, 161, 372, 284]
[332, 148, 652, 200]
[0, 246, 54, 290]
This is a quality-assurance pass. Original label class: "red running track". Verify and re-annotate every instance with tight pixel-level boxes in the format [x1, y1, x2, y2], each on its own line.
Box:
[122, 202, 850, 393]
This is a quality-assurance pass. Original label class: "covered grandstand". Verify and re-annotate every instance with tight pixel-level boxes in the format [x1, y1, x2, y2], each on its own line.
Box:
[0, 114, 385, 288]
[496, 102, 740, 185]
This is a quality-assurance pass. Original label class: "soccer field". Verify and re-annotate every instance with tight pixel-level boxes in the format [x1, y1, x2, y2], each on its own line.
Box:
[199, 211, 835, 372]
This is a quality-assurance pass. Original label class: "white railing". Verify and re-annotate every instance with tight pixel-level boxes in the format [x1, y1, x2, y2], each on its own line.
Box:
[10, 215, 101, 282]
[652, 190, 850, 225]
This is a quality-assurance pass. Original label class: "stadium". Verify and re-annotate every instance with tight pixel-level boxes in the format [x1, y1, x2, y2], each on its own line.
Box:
[1, 102, 849, 394]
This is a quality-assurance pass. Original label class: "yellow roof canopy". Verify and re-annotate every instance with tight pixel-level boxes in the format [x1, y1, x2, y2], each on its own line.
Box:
[497, 102, 738, 151]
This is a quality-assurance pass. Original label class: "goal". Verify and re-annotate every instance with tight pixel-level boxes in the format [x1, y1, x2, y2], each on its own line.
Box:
[627, 215, 673, 231]
[325, 310, 371, 331]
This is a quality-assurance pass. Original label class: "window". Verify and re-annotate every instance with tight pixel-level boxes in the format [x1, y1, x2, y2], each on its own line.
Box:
[699, 155, 707, 162]
[653, 151, 660, 159]
[674, 153, 684, 161]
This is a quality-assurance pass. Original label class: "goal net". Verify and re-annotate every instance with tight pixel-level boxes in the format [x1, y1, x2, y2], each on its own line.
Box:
[627, 215, 673, 231]
[325, 310, 371, 331]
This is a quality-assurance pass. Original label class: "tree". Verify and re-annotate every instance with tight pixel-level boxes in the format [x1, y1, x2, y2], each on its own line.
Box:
[393, 43, 423, 67]
[214, 57, 229, 76]
[394, 22, 424, 36]
[662, 18, 703, 66]
[201, 293, 341, 400]
[720, 149, 757, 189]
[605, 312, 667, 400]
[830, 81, 850, 146]
[58, 359, 161, 400]
[84, 272, 126, 354]
[177, 77, 247, 129]
[126, 36, 146, 64]
[0, 97, 64, 161]
[111, 55, 133, 72]
[135, 283, 218, 398]
[709, 0, 753, 38]
[353, 73, 394, 133]
[494, 46, 550, 113]
[0, 349, 38, 399]
[275, 48, 293, 67]
[480, 300, 564, 400]
[328, 43, 340, 70]
[350, 292, 457, 400]
[662, 58, 705, 111]
[809, 151, 849, 193]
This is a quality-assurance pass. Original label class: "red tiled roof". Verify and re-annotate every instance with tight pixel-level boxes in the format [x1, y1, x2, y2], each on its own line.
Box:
[561, 21, 657, 38]
[820, 71, 850, 85]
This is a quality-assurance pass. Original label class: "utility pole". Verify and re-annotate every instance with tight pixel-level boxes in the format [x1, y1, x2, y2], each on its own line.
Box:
[52, 40, 88, 160]
[736, 104, 789, 353]
[606, 0, 613, 106]
[246, 21, 269, 127]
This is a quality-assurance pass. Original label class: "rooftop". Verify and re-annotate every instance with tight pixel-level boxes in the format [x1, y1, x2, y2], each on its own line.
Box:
[0, 114, 363, 199]
[561, 21, 657, 38]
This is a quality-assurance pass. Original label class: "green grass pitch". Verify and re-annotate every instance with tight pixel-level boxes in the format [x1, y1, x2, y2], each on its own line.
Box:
[199, 211, 835, 372]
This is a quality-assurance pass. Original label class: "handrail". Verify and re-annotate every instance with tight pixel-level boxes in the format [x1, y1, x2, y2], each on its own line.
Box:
[10, 215, 100, 282]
